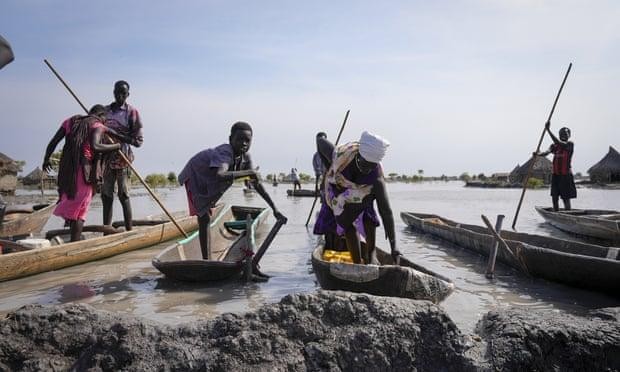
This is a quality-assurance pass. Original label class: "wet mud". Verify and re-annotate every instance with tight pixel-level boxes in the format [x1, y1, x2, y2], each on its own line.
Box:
[1, 290, 618, 371]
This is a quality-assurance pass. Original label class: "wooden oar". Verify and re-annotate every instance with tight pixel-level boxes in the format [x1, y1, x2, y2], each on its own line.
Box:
[252, 217, 287, 278]
[304, 109, 350, 227]
[43, 59, 188, 238]
[511, 63, 572, 230]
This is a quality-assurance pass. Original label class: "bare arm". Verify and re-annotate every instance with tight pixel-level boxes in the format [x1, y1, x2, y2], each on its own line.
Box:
[373, 178, 397, 254]
[214, 164, 257, 183]
[91, 127, 121, 153]
[129, 108, 144, 147]
[42, 127, 65, 172]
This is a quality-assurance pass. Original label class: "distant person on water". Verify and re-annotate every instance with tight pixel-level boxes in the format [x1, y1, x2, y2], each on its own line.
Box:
[316, 131, 400, 264]
[102, 80, 143, 231]
[534, 121, 576, 211]
[42, 105, 121, 241]
[179, 121, 287, 259]
[291, 168, 301, 191]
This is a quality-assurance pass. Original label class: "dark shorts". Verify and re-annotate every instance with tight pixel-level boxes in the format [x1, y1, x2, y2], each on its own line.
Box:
[551, 174, 576, 199]
[102, 168, 131, 200]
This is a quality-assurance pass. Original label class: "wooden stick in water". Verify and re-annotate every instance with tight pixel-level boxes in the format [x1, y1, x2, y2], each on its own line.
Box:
[485, 214, 505, 279]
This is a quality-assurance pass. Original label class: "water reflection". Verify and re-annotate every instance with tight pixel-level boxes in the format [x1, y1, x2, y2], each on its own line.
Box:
[1, 182, 619, 331]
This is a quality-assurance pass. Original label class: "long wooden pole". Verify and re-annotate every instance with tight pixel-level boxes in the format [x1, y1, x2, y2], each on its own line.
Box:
[511, 63, 572, 230]
[305, 109, 350, 227]
[43, 59, 189, 238]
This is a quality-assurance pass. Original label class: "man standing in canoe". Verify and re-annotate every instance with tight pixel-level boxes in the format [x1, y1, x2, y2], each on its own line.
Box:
[535, 121, 576, 211]
[312, 132, 328, 190]
[316, 131, 400, 264]
[312, 132, 340, 250]
[179, 121, 286, 259]
[43, 105, 121, 241]
[102, 80, 143, 231]
[290, 167, 301, 191]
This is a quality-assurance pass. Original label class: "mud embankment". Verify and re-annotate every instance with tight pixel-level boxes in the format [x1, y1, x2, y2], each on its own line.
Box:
[0, 291, 618, 371]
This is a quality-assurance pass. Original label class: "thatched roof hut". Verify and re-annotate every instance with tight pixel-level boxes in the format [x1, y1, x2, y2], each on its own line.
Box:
[21, 167, 56, 187]
[509, 156, 552, 184]
[0, 152, 20, 195]
[588, 146, 620, 183]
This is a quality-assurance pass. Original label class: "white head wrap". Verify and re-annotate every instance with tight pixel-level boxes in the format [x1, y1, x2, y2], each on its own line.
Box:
[358, 131, 390, 163]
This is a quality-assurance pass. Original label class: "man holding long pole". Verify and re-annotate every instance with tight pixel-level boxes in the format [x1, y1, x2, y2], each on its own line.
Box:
[101, 81, 143, 231]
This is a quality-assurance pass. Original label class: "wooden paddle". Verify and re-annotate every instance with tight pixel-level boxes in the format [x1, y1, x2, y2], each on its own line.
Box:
[304, 109, 350, 227]
[252, 217, 287, 278]
[43, 59, 189, 238]
[511, 63, 572, 230]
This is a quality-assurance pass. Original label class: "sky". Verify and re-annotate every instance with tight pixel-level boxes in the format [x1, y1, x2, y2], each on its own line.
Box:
[1, 1, 618, 177]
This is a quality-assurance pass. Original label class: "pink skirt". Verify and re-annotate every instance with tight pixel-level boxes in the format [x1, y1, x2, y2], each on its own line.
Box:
[53, 167, 94, 221]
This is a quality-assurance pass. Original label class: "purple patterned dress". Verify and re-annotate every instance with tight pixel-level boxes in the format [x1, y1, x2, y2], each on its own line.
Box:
[314, 160, 380, 236]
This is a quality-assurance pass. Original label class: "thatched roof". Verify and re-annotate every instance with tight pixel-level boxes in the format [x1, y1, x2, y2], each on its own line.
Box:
[511, 156, 552, 176]
[22, 167, 48, 184]
[588, 146, 620, 175]
[0, 152, 20, 176]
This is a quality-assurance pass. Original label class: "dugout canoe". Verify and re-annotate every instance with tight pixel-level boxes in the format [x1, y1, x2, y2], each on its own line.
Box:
[535, 206, 620, 244]
[401, 211, 620, 296]
[0, 209, 204, 282]
[311, 244, 454, 303]
[0, 203, 54, 239]
[286, 189, 318, 197]
[152, 205, 271, 282]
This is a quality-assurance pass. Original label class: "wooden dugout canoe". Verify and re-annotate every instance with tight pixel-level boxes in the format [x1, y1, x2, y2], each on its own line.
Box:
[401, 211, 620, 297]
[286, 189, 318, 197]
[0, 203, 54, 239]
[311, 244, 454, 303]
[535, 206, 620, 244]
[152, 205, 270, 282]
[0, 210, 202, 282]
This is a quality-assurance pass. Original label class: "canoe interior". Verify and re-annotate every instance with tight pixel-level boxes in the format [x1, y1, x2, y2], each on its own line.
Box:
[152, 205, 269, 282]
[311, 243, 454, 303]
[401, 211, 620, 296]
[403, 212, 616, 259]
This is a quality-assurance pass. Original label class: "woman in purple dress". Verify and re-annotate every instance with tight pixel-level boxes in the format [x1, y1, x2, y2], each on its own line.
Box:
[315, 131, 399, 264]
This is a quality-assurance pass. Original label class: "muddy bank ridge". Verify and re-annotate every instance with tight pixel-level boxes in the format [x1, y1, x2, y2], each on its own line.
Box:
[0, 291, 618, 371]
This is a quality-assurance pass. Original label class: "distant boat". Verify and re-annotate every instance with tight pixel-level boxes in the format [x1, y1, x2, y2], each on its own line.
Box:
[286, 189, 318, 197]
[535, 206, 620, 244]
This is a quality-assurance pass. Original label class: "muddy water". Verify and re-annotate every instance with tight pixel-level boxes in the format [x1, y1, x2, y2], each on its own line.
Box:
[1, 182, 618, 331]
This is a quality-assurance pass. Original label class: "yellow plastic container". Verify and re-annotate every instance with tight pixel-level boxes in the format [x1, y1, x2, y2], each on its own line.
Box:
[322, 249, 353, 263]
